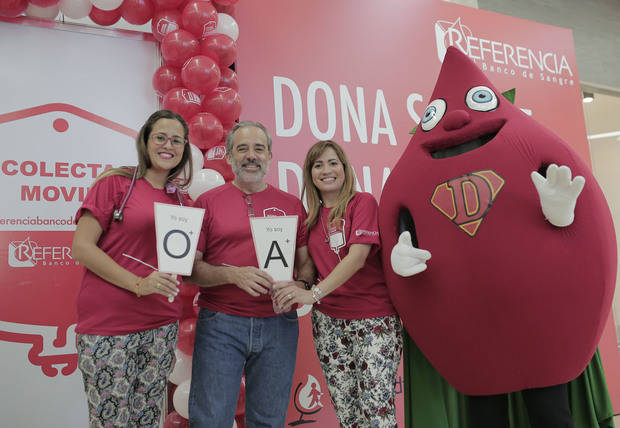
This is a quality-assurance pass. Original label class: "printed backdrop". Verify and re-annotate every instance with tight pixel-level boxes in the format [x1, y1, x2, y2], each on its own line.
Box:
[235, 0, 620, 424]
[1, 1, 619, 426]
[0, 23, 156, 427]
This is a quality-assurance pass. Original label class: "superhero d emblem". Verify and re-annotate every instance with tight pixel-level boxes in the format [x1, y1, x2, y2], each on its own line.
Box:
[431, 170, 504, 236]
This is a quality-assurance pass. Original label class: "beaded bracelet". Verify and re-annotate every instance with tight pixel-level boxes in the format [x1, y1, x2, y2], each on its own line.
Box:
[311, 284, 323, 304]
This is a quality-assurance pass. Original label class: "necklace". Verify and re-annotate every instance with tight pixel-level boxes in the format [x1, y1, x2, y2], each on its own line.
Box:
[319, 208, 329, 243]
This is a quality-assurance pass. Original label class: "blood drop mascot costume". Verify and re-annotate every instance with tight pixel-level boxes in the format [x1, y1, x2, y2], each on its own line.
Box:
[379, 47, 617, 425]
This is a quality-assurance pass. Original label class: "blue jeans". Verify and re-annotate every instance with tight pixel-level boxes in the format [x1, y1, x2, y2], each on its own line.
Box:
[189, 308, 299, 428]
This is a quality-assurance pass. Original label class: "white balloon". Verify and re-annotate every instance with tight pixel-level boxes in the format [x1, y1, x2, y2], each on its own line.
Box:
[173, 379, 191, 419]
[213, 13, 239, 41]
[26, 3, 59, 19]
[169, 348, 193, 385]
[181, 143, 205, 183]
[89, 0, 122, 11]
[188, 168, 225, 201]
[233, 421, 237, 428]
[60, 0, 92, 18]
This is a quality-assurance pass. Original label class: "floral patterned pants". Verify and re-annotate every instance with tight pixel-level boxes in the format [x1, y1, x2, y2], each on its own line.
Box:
[76, 323, 178, 428]
[312, 310, 403, 428]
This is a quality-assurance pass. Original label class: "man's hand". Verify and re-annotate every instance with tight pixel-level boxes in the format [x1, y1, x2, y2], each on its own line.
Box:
[391, 231, 432, 277]
[531, 164, 585, 227]
[230, 266, 274, 296]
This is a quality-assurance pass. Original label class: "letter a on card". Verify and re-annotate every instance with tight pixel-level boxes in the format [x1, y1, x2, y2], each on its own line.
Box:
[250, 216, 298, 281]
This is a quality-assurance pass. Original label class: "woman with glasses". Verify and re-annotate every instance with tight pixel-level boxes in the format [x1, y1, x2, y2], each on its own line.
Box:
[71, 110, 193, 427]
[274, 140, 402, 428]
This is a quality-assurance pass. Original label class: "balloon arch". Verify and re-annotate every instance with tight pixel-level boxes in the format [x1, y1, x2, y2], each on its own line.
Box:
[1, 0, 243, 426]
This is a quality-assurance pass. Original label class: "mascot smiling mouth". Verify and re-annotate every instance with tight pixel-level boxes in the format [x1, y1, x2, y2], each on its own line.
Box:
[430, 132, 497, 159]
[423, 118, 506, 159]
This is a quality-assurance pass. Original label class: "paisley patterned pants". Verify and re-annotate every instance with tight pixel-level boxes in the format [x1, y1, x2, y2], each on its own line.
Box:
[76, 323, 178, 428]
[312, 310, 403, 428]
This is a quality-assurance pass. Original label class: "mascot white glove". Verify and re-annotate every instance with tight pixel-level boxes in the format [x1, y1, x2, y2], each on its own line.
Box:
[390, 231, 432, 277]
[531, 164, 585, 227]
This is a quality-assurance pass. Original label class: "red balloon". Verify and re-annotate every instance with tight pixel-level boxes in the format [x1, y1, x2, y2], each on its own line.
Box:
[29, 0, 59, 7]
[221, 121, 234, 138]
[181, 0, 217, 39]
[161, 30, 200, 68]
[151, 0, 183, 10]
[89, 5, 121, 25]
[180, 293, 197, 319]
[163, 411, 189, 428]
[214, 3, 234, 15]
[218, 68, 238, 91]
[201, 87, 241, 124]
[151, 8, 181, 42]
[187, 112, 223, 150]
[198, 47, 219, 65]
[168, 383, 177, 403]
[204, 150, 234, 182]
[177, 317, 197, 355]
[162, 87, 202, 123]
[192, 295, 200, 317]
[235, 381, 246, 422]
[200, 34, 237, 68]
[152, 65, 182, 97]
[181, 55, 221, 95]
[120, 0, 153, 25]
[179, 281, 199, 297]
[0, 0, 27, 16]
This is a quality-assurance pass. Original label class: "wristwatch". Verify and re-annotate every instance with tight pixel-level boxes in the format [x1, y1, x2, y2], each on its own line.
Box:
[297, 279, 312, 290]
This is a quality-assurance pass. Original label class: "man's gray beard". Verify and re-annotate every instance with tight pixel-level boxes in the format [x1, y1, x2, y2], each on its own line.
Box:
[231, 159, 270, 183]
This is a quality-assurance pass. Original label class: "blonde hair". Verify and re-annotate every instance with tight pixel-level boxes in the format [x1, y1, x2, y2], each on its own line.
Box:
[93, 110, 192, 187]
[302, 140, 356, 230]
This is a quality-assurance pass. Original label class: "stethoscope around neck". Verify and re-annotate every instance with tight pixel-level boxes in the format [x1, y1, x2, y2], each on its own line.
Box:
[112, 167, 183, 222]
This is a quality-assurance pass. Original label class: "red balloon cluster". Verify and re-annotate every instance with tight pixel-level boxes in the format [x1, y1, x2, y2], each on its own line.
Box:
[150, 4, 240, 180]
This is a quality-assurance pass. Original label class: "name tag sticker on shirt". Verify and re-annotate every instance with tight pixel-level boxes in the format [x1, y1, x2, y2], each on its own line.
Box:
[250, 215, 298, 281]
[154, 203, 205, 276]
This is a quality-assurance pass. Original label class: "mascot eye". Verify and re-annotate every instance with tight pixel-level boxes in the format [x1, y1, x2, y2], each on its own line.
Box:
[466, 86, 498, 111]
[421, 99, 447, 131]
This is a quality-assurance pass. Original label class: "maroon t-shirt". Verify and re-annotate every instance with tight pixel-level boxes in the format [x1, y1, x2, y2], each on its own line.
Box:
[195, 183, 307, 317]
[74, 175, 184, 335]
[309, 192, 396, 319]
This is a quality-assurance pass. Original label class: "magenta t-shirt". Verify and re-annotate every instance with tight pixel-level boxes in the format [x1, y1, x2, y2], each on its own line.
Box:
[309, 192, 396, 319]
[74, 175, 184, 335]
[195, 183, 308, 317]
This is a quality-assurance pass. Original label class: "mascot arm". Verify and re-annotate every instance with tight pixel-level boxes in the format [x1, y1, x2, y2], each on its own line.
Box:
[390, 231, 432, 277]
[530, 163, 585, 227]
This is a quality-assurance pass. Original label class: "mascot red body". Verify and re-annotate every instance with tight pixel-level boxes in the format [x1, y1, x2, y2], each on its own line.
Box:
[379, 46, 616, 395]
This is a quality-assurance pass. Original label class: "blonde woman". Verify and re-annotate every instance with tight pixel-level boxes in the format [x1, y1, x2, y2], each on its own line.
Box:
[274, 140, 402, 428]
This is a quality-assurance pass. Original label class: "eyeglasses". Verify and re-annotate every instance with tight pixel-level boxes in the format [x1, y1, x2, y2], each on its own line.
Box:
[150, 133, 187, 147]
[243, 194, 254, 217]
